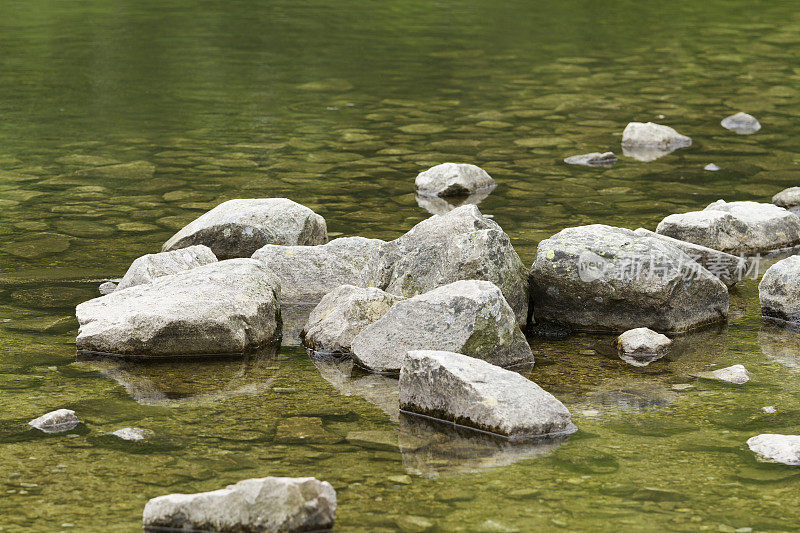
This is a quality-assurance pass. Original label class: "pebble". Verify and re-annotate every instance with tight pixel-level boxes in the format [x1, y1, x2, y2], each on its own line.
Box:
[705, 163, 720, 171]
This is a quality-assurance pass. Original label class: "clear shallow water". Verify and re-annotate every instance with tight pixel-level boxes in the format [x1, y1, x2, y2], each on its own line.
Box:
[1, 0, 800, 531]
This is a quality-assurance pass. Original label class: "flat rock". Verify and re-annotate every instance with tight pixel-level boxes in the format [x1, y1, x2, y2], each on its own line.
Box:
[759, 255, 800, 325]
[747, 434, 800, 465]
[563, 152, 618, 167]
[76, 259, 281, 357]
[695, 364, 750, 384]
[74, 160, 155, 179]
[772, 187, 800, 216]
[351, 280, 532, 374]
[530, 224, 728, 333]
[302, 285, 402, 354]
[116, 245, 218, 291]
[656, 200, 800, 254]
[399, 350, 576, 439]
[721, 112, 761, 134]
[621, 122, 691, 161]
[704, 163, 720, 171]
[142, 477, 337, 533]
[112, 427, 152, 441]
[162, 198, 327, 259]
[414, 162, 496, 198]
[616, 328, 671, 366]
[29, 409, 80, 433]
[252, 237, 383, 303]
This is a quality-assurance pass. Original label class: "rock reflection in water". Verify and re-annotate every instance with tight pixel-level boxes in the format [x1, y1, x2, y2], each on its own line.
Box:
[281, 303, 316, 347]
[312, 355, 399, 420]
[621, 145, 682, 163]
[758, 322, 800, 370]
[415, 187, 494, 216]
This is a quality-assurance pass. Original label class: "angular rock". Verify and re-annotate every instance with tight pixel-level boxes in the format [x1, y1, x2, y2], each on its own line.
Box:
[759, 255, 800, 325]
[29, 409, 80, 433]
[399, 350, 576, 439]
[634, 228, 746, 287]
[721, 112, 761, 135]
[112, 427, 152, 441]
[530, 224, 729, 333]
[414, 162, 496, 198]
[76, 259, 281, 357]
[142, 477, 336, 533]
[116, 245, 218, 291]
[99, 279, 121, 295]
[747, 434, 800, 465]
[162, 198, 327, 259]
[563, 152, 618, 167]
[616, 327, 671, 367]
[360, 205, 529, 324]
[656, 200, 800, 254]
[772, 187, 800, 216]
[252, 237, 382, 303]
[621, 122, 692, 161]
[301, 285, 402, 354]
[695, 364, 750, 384]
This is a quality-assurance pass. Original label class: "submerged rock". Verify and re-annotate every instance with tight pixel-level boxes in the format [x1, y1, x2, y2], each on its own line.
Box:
[656, 200, 800, 254]
[74, 160, 155, 180]
[301, 285, 402, 354]
[399, 350, 576, 439]
[116, 245, 217, 291]
[351, 280, 532, 374]
[621, 122, 691, 161]
[29, 409, 80, 433]
[695, 364, 750, 384]
[414, 162, 496, 198]
[616, 328, 671, 366]
[252, 237, 383, 303]
[360, 205, 529, 325]
[772, 187, 800, 216]
[112, 427, 152, 441]
[759, 255, 800, 325]
[564, 152, 618, 167]
[747, 434, 800, 465]
[721, 112, 761, 134]
[142, 477, 337, 533]
[162, 198, 327, 259]
[530, 225, 729, 333]
[76, 259, 281, 357]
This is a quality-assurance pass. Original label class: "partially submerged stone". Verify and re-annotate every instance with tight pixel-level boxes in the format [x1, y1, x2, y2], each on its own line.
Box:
[414, 162, 496, 197]
[759, 255, 800, 325]
[616, 328, 671, 367]
[76, 259, 281, 358]
[302, 285, 402, 354]
[704, 163, 720, 171]
[252, 237, 383, 303]
[142, 477, 337, 533]
[695, 364, 750, 384]
[621, 122, 691, 161]
[721, 112, 761, 135]
[351, 280, 532, 374]
[162, 198, 327, 259]
[747, 434, 800, 465]
[530, 225, 729, 333]
[29, 409, 80, 433]
[772, 186, 800, 216]
[399, 350, 576, 439]
[112, 427, 153, 441]
[563, 152, 618, 167]
[116, 245, 218, 291]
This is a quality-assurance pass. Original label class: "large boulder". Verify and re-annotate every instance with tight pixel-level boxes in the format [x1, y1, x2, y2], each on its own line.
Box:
[772, 187, 800, 216]
[350, 280, 532, 374]
[656, 200, 800, 254]
[414, 162, 496, 198]
[76, 259, 281, 357]
[252, 237, 383, 303]
[530, 225, 729, 333]
[116, 245, 217, 291]
[399, 350, 576, 439]
[759, 255, 800, 325]
[621, 122, 691, 161]
[747, 434, 800, 465]
[360, 205, 529, 324]
[142, 477, 337, 533]
[721, 112, 761, 135]
[301, 285, 403, 354]
[162, 198, 327, 259]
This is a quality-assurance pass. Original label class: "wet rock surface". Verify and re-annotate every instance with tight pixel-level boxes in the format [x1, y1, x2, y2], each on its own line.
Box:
[414, 162, 496, 197]
[759, 255, 800, 325]
[747, 434, 800, 465]
[116, 245, 218, 291]
[621, 122, 691, 161]
[695, 364, 751, 384]
[721, 112, 761, 134]
[28, 409, 80, 433]
[564, 152, 618, 167]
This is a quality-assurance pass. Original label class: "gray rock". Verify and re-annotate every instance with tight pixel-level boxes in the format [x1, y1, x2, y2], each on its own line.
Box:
[76, 259, 281, 357]
[747, 434, 800, 465]
[759, 255, 800, 324]
[142, 476, 337, 533]
[99, 279, 121, 295]
[116, 245, 218, 291]
[772, 187, 800, 216]
[162, 198, 327, 259]
[414, 162, 496, 197]
[29, 409, 80, 433]
[621, 122, 692, 162]
[252, 237, 383, 303]
[704, 163, 720, 171]
[351, 280, 532, 374]
[360, 205, 529, 325]
[399, 350, 576, 439]
[563, 152, 618, 167]
[302, 285, 402, 354]
[695, 364, 750, 384]
[633, 228, 746, 287]
[530, 224, 729, 333]
[656, 200, 800, 254]
[721, 112, 761, 134]
[616, 328, 671, 367]
[112, 427, 152, 441]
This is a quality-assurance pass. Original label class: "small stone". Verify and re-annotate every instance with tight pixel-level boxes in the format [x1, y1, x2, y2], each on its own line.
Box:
[621, 122, 692, 162]
[747, 434, 800, 465]
[399, 124, 446, 134]
[564, 152, 618, 167]
[616, 328, 671, 366]
[695, 364, 750, 384]
[763, 406, 777, 414]
[28, 409, 80, 433]
[414, 162, 496, 198]
[98, 280, 119, 295]
[772, 187, 800, 215]
[721, 112, 761, 135]
[111, 427, 153, 441]
[704, 163, 720, 171]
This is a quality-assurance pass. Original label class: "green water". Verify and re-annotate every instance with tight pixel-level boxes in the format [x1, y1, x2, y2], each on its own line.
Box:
[2, 0, 800, 531]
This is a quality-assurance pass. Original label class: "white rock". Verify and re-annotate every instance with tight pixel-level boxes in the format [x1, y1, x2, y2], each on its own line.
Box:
[98, 280, 120, 295]
[28, 409, 80, 433]
[695, 364, 750, 384]
[564, 152, 618, 167]
[616, 328, 671, 366]
[621, 122, 692, 161]
[772, 187, 800, 216]
[111, 427, 153, 441]
[414, 163, 496, 198]
[721, 112, 761, 134]
[747, 434, 800, 465]
[116, 245, 218, 290]
[763, 406, 777, 414]
[704, 163, 720, 171]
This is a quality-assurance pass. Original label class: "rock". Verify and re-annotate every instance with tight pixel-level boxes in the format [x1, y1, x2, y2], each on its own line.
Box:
[351, 280, 532, 374]
[704, 163, 720, 171]
[530, 225, 729, 333]
[76, 259, 281, 357]
[116, 245, 218, 291]
[759, 255, 800, 325]
[656, 200, 800, 254]
[414, 163, 496, 198]
[772, 187, 800, 216]
[142, 477, 337, 532]
[721, 112, 761, 134]
[28, 409, 80, 433]
[399, 350, 576, 439]
[301, 285, 403, 354]
[763, 406, 777, 414]
[563, 152, 618, 167]
[162, 198, 327, 259]
[746, 434, 800, 465]
[74, 160, 155, 180]
[99, 279, 121, 295]
[252, 237, 383, 303]
[111, 427, 152, 441]
[633, 228, 746, 287]
[621, 122, 692, 161]
[360, 205, 529, 324]
[695, 364, 750, 384]
[616, 328, 671, 366]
